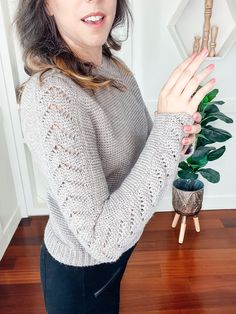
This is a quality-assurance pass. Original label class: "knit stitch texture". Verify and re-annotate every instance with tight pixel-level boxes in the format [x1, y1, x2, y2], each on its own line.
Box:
[20, 54, 194, 266]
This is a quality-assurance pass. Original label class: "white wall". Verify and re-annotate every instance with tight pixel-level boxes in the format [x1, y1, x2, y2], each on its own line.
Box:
[0, 0, 27, 260]
[2, 0, 236, 223]
[131, 0, 236, 210]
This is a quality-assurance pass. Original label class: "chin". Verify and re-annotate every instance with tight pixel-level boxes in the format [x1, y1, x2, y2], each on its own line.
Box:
[85, 38, 108, 48]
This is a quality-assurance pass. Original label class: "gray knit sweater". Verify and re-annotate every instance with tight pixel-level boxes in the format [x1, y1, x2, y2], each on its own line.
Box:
[20, 54, 194, 266]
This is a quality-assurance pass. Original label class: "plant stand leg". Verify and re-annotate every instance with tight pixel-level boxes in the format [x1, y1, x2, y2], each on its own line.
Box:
[179, 215, 187, 244]
[172, 213, 180, 228]
[193, 215, 200, 232]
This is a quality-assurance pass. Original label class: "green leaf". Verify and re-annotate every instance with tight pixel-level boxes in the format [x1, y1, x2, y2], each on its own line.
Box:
[187, 155, 208, 170]
[198, 101, 208, 112]
[201, 125, 232, 143]
[186, 155, 208, 169]
[186, 156, 203, 173]
[178, 161, 189, 170]
[178, 168, 198, 180]
[191, 165, 202, 171]
[185, 146, 214, 169]
[199, 102, 220, 114]
[191, 146, 215, 160]
[198, 88, 220, 113]
[201, 116, 217, 126]
[197, 133, 209, 140]
[206, 100, 225, 105]
[207, 88, 219, 102]
[178, 160, 201, 172]
[196, 134, 215, 147]
[198, 168, 220, 183]
[201, 112, 233, 126]
[202, 95, 209, 103]
[207, 146, 226, 161]
[199, 90, 218, 110]
[203, 104, 220, 114]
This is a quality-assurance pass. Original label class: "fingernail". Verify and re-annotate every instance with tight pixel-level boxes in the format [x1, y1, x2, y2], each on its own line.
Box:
[208, 64, 215, 70]
[184, 126, 191, 131]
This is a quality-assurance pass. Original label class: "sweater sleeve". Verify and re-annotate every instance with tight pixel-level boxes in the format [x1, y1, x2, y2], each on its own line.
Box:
[29, 75, 194, 263]
[143, 104, 194, 161]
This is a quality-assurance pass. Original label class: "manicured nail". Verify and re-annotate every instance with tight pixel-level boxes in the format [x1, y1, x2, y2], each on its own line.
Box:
[208, 64, 215, 70]
[184, 126, 191, 131]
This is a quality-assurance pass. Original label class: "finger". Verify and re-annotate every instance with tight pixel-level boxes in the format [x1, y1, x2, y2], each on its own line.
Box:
[161, 52, 198, 93]
[192, 111, 202, 123]
[183, 63, 215, 101]
[182, 134, 196, 146]
[171, 48, 209, 96]
[180, 144, 190, 156]
[180, 145, 191, 156]
[183, 123, 201, 134]
[189, 78, 216, 111]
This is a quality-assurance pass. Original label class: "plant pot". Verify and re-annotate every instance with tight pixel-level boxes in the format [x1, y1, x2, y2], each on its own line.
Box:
[172, 178, 204, 216]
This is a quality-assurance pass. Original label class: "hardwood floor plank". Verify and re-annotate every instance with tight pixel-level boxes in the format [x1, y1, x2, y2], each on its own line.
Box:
[0, 209, 236, 313]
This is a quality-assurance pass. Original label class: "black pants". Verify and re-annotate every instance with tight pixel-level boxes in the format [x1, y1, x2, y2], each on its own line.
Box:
[40, 240, 137, 314]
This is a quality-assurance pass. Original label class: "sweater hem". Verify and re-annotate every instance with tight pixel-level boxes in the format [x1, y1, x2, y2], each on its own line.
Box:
[44, 220, 105, 267]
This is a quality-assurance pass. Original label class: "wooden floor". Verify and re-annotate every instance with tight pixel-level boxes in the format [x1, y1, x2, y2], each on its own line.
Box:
[0, 209, 236, 313]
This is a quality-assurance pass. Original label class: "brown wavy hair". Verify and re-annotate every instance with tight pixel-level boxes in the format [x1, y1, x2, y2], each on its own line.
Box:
[12, 0, 133, 102]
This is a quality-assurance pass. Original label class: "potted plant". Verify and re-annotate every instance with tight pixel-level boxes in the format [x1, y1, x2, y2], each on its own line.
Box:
[171, 85, 234, 243]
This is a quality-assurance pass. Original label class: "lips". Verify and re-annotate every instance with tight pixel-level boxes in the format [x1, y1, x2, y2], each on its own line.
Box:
[81, 17, 105, 26]
[81, 11, 106, 21]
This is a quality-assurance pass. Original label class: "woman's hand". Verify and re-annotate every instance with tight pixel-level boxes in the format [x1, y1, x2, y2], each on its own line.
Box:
[156, 48, 215, 116]
[156, 48, 215, 156]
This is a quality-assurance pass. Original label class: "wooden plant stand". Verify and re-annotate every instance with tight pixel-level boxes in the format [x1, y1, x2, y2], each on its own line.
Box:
[171, 212, 201, 244]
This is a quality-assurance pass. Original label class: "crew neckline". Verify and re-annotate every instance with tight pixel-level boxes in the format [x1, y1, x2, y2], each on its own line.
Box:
[92, 54, 109, 73]
[43, 54, 110, 78]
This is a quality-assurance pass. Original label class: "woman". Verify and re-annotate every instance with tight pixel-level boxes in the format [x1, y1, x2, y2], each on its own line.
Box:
[14, 0, 215, 313]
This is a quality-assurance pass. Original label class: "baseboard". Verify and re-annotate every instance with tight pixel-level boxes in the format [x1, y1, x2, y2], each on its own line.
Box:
[0, 207, 21, 261]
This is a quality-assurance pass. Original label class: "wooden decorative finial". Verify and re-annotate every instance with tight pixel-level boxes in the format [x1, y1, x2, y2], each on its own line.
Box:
[193, 35, 202, 54]
[201, 0, 214, 52]
[209, 25, 219, 57]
